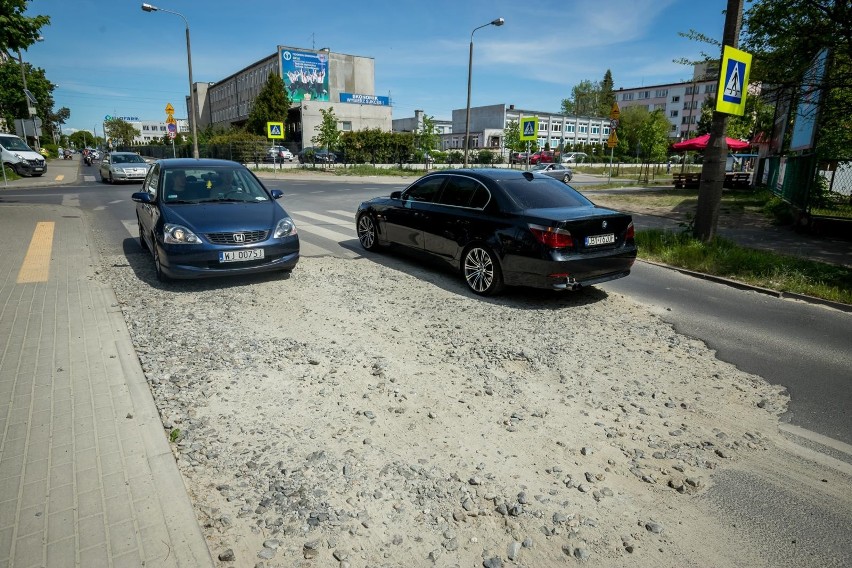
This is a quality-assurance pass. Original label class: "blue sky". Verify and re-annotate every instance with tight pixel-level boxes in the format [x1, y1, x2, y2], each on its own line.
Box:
[22, 0, 728, 135]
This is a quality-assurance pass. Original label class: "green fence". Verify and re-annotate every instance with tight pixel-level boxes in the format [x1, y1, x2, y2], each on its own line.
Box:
[761, 155, 817, 211]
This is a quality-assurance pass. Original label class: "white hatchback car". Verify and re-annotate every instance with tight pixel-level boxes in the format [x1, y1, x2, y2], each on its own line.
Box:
[266, 146, 294, 162]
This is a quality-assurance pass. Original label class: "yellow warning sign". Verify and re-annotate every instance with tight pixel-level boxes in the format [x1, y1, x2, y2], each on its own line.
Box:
[607, 130, 619, 148]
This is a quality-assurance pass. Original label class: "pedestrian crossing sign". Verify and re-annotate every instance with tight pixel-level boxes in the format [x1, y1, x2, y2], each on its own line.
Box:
[267, 121, 284, 139]
[715, 45, 752, 116]
[520, 116, 538, 141]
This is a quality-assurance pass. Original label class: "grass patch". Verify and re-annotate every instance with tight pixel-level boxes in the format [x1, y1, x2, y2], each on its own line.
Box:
[636, 229, 852, 304]
[332, 164, 425, 177]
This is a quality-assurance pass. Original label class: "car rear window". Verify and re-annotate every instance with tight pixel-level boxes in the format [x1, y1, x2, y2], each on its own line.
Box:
[500, 177, 593, 210]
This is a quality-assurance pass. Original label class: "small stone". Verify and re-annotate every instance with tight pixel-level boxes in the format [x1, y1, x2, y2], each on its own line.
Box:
[507, 541, 521, 560]
[257, 548, 275, 560]
[218, 549, 235, 562]
[469, 476, 482, 485]
[578, 483, 592, 493]
[454, 510, 467, 521]
[581, 447, 593, 455]
[645, 521, 664, 534]
[574, 547, 590, 561]
[522, 537, 534, 548]
[517, 491, 528, 504]
[364, 410, 376, 419]
[126, 413, 133, 419]
[715, 449, 729, 459]
[483, 557, 502, 568]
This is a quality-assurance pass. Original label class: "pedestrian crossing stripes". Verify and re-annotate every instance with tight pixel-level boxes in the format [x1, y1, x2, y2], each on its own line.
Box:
[121, 209, 361, 258]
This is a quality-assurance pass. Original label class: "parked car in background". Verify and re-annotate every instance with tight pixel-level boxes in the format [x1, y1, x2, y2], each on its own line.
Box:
[297, 147, 337, 164]
[265, 146, 294, 162]
[99, 152, 150, 184]
[131, 158, 299, 281]
[560, 152, 588, 164]
[510, 151, 530, 164]
[528, 151, 556, 165]
[355, 168, 636, 296]
[531, 163, 573, 183]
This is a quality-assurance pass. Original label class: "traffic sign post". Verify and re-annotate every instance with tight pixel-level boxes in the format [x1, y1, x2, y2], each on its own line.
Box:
[608, 103, 620, 182]
[519, 117, 538, 169]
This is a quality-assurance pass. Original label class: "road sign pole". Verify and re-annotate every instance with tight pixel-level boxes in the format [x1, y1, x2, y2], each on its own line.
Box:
[608, 147, 614, 183]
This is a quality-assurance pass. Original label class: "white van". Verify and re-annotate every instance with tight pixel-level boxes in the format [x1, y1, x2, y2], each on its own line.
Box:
[0, 133, 47, 177]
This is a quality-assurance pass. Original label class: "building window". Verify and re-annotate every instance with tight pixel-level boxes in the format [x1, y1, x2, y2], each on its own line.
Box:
[591, 125, 600, 134]
[656, 89, 668, 98]
[670, 110, 679, 117]
[672, 95, 680, 102]
[341, 121, 352, 131]
[553, 123, 562, 132]
[566, 124, 575, 133]
[603, 126, 610, 135]
[538, 122, 547, 131]
[579, 125, 588, 134]
[622, 93, 633, 101]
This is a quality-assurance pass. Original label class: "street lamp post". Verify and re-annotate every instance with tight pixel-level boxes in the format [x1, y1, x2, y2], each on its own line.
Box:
[16, 37, 44, 150]
[142, 3, 200, 159]
[463, 17, 504, 168]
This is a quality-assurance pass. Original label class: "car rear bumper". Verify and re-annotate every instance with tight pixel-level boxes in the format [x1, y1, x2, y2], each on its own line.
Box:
[158, 238, 300, 279]
[501, 246, 637, 290]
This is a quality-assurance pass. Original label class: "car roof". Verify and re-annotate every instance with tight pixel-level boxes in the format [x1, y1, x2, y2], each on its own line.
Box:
[420, 168, 540, 183]
[152, 158, 244, 168]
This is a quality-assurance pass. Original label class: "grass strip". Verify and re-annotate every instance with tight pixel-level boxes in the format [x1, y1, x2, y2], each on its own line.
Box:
[636, 229, 852, 304]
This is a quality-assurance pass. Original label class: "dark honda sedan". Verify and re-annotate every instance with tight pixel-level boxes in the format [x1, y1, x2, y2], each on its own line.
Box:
[355, 169, 636, 296]
[132, 158, 299, 281]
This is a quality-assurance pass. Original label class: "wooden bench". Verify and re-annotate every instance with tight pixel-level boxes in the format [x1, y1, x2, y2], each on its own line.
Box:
[672, 172, 700, 189]
[724, 172, 752, 188]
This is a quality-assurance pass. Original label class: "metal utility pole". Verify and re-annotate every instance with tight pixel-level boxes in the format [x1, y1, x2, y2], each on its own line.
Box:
[693, 0, 744, 242]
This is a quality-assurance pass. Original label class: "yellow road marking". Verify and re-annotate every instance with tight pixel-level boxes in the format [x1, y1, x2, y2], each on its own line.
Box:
[55, 174, 65, 181]
[17, 222, 54, 283]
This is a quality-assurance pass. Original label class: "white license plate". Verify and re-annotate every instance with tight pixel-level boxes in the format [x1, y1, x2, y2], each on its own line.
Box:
[219, 249, 264, 262]
[34, 168, 44, 172]
[585, 234, 615, 246]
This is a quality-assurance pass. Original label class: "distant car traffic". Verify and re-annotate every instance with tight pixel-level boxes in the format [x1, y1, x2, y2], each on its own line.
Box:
[528, 151, 556, 165]
[297, 147, 337, 164]
[131, 158, 299, 281]
[531, 163, 573, 183]
[99, 152, 150, 184]
[560, 152, 588, 164]
[265, 146, 294, 162]
[355, 168, 636, 296]
[509, 151, 530, 164]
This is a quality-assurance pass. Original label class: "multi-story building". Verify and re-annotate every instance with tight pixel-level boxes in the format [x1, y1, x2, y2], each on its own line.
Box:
[400, 104, 610, 154]
[392, 110, 452, 136]
[132, 118, 189, 144]
[615, 63, 720, 140]
[197, 46, 392, 150]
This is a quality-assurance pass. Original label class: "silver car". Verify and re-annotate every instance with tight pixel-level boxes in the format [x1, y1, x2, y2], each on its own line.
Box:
[531, 163, 574, 183]
[100, 152, 150, 184]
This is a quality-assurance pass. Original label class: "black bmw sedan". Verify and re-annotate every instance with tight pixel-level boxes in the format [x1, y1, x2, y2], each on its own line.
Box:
[355, 169, 636, 296]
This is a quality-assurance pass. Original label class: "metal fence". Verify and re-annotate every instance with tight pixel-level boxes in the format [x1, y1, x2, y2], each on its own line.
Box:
[760, 155, 852, 220]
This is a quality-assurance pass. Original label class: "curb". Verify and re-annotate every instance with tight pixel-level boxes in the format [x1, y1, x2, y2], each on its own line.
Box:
[639, 259, 852, 313]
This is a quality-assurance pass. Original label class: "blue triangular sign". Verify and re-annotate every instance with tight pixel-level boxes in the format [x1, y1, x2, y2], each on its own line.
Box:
[270, 125, 281, 136]
[523, 121, 534, 136]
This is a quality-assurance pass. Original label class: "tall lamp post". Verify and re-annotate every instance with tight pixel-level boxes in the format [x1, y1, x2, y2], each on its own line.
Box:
[16, 36, 44, 150]
[142, 3, 200, 159]
[463, 17, 504, 168]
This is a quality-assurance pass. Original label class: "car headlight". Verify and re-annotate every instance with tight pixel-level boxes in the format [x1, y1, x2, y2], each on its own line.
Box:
[163, 223, 201, 244]
[274, 217, 297, 238]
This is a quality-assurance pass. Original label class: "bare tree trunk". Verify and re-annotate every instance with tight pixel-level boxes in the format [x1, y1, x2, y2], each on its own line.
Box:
[693, 0, 743, 241]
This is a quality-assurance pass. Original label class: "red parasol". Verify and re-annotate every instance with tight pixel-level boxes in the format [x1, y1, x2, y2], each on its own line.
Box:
[671, 133, 751, 152]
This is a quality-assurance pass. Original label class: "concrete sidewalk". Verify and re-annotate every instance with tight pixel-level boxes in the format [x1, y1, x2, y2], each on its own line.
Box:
[0, 203, 212, 566]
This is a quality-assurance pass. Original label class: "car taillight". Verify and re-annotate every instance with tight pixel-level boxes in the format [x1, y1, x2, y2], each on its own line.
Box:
[626, 221, 635, 240]
[529, 225, 573, 248]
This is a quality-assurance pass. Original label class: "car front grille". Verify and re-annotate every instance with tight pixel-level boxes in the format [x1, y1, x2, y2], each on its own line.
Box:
[206, 230, 268, 244]
[26, 159, 45, 167]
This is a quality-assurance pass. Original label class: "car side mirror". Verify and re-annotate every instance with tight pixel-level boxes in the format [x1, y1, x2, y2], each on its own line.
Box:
[131, 192, 152, 203]
[270, 189, 283, 199]
[390, 191, 402, 199]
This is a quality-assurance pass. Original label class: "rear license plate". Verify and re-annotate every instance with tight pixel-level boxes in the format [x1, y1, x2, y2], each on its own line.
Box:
[219, 249, 264, 262]
[585, 234, 615, 246]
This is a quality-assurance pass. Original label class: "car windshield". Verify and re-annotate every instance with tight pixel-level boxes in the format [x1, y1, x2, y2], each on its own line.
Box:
[531, 165, 550, 171]
[112, 154, 146, 164]
[0, 136, 32, 151]
[500, 177, 593, 210]
[162, 166, 270, 204]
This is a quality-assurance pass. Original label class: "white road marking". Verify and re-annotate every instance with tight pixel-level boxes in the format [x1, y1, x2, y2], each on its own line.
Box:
[122, 220, 137, 239]
[109, 200, 123, 204]
[330, 210, 355, 219]
[83, 175, 96, 182]
[293, 211, 354, 227]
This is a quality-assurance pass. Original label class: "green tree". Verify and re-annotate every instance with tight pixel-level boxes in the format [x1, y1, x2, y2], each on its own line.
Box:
[0, 0, 50, 53]
[312, 107, 341, 152]
[69, 130, 96, 149]
[561, 79, 601, 116]
[503, 120, 521, 152]
[0, 58, 55, 138]
[598, 69, 616, 117]
[417, 115, 438, 155]
[246, 71, 291, 137]
[104, 117, 140, 148]
[741, 0, 852, 159]
[615, 106, 649, 160]
[638, 109, 673, 163]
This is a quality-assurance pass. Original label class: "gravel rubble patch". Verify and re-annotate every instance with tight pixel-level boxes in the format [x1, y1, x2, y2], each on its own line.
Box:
[96, 246, 790, 567]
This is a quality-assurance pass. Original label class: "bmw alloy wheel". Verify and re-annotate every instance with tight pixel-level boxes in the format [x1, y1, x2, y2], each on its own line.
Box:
[357, 214, 378, 251]
[463, 246, 504, 296]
